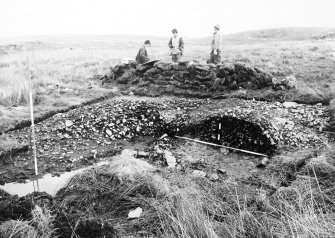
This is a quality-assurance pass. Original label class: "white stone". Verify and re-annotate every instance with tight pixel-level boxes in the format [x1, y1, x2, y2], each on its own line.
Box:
[207, 173, 219, 181]
[283, 102, 298, 108]
[273, 117, 288, 126]
[65, 120, 73, 127]
[220, 148, 229, 155]
[128, 207, 142, 219]
[164, 150, 176, 168]
[192, 170, 207, 177]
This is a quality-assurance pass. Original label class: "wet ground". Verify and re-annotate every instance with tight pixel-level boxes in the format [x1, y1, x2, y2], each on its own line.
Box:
[0, 161, 110, 197]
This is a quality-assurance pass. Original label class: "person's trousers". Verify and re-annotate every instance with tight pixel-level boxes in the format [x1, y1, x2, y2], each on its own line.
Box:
[208, 50, 221, 64]
[171, 54, 181, 62]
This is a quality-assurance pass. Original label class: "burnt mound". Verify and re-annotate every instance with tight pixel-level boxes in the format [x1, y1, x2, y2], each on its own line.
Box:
[104, 61, 274, 92]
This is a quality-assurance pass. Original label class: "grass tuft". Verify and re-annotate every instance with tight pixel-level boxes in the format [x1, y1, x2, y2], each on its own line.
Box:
[0, 205, 56, 238]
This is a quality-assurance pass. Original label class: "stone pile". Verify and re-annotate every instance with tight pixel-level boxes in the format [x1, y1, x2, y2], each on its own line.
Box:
[166, 100, 328, 154]
[6, 98, 328, 165]
[5, 100, 169, 174]
[104, 61, 274, 91]
[56, 101, 166, 141]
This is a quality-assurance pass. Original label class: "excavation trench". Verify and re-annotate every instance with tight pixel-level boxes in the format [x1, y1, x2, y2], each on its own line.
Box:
[0, 109, 279, 237]
[0, 101, 278, 185]
[173, 115, 276, 155]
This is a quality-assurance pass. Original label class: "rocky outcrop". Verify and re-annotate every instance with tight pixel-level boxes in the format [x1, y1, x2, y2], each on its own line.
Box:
[103, 61, 274, 92]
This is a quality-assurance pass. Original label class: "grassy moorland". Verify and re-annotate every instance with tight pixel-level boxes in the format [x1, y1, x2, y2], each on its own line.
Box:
[1, 28, 335, 238]
[1, 28, 335, 110]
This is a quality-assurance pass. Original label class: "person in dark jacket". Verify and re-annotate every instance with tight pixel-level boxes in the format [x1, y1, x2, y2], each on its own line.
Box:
[208, 25, 221, 64]
[136, 40, 151, 64]
[168, 29, 184, 62]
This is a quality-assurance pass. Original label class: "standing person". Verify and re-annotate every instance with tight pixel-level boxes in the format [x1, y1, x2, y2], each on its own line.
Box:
[168, 28, 184, 62]
[208, 25, 221, 64]
[136, 40, 151, 64]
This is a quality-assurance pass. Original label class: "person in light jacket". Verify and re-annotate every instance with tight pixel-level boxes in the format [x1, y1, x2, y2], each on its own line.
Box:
[136, 40, 151, 64]
[208, 25, 221, 64]
[168, 28, 184, 62]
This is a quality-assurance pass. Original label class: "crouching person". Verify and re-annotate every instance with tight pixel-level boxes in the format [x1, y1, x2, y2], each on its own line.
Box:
[136, 40, 151, 64]
[208, 25, 221, 64]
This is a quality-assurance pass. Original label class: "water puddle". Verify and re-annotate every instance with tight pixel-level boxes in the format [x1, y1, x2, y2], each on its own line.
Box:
[0, 161, 110, 197]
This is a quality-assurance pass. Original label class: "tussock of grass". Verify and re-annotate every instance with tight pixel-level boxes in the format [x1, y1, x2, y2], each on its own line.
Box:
[194, 175, 335, 238]
[0, 205, 56, 238]
[153, 192, 217, 238]
[0, 69, 29, 106]
[0, 220, 36, 238]
[54, 168, 163, 237]
[54, 167, 219, 237]
[0, 135, 21, 152]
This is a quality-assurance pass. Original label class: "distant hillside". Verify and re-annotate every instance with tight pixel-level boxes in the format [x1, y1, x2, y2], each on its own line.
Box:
[190, 27, 335, 45]
[0, 35, 168, 53]
[222, 27, 335, 44]
[1, 28, 335, 53]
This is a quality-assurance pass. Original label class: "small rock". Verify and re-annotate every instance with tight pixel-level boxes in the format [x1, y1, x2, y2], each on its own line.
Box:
[136, 151, 149, 158]
[207, 173, 219, 181]
[273, 117, 289, 126]
[282, 75, 297, 89]
[106, 129, 113, 136]
[256, 157, 269, 168]
[63, 88, 74, 92]
[220, 148, 229, 155]
[159, 133, 169, 140]
[272, 77, 282, 84]
[217, 168, 227, 175]
[65, 120, 73, 127]
[176, 164, 184, 171]
[283, 102, 298, 108]
[128, 207, 142, 219]
[192, 170, 207, 177]
[164, 150, 176, 168]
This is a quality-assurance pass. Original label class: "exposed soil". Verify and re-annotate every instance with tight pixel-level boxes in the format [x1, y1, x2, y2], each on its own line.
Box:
[0, 94, 330, 185]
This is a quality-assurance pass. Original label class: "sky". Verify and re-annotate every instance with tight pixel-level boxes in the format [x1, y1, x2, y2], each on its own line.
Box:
[1, 0, 335, 38]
